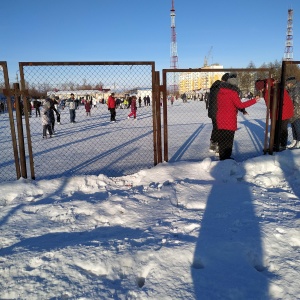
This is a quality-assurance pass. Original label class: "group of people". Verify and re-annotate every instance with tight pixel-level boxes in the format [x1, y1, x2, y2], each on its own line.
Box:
[255, 76, 300, 151]
[207, 73, 260, 160]
[207, 72, 300, 160]
[40, 91, 142, 137]
[107, 92, 138, 122]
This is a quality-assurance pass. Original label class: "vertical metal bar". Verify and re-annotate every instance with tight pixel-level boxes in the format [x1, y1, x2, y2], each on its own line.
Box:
[263, 72, 272, 154]
[273, 60, 287, 151]
[162, 70, 169, 162]
[269, 83, 278, 153]
[13, 83, 27, 178]
[2, 63, 21, 179]
[151, 65, 158, 165]
[155, 71, 162, 163]
[19, 64, 35, 179]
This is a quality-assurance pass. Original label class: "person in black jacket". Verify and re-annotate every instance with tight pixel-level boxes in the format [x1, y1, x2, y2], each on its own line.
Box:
[33, 99, 41, 117]
[207, 73, 249, 155]
[207, 73, 230, 153]
[46, 95, 60, 133]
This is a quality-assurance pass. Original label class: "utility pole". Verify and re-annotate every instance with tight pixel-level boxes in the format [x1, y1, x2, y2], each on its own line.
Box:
[170, 0, 178, 95]
[284, 9, 293, 61]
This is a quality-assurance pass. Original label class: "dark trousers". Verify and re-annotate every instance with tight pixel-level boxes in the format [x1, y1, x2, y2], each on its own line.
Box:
[43, 124, 52, 137]
[35, 107, 40, 117]
[109, 108, 116, 121]
[210, 117, 220, 144]
[50, 120, 55, 132]
[275, 119, 289, 147]
[70, 109, 76, 122]
[218, 129, 235, 160]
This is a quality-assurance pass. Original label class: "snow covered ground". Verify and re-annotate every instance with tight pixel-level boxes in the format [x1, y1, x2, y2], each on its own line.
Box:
[1, 99, 272, 183]
[0, 98, 299, 299]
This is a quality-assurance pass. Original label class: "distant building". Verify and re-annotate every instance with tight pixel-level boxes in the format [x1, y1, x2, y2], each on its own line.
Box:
[179, 64, 224, 95]
[128, 88, 152, 100]
[47, 89, 111, 101]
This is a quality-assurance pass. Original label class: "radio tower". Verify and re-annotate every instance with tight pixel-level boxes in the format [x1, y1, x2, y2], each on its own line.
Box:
[170, 0, 178, 95]
[284, 9, 293, 61]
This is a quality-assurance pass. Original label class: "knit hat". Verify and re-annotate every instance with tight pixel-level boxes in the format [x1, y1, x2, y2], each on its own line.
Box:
[286, 76, 296, 85]
[255, 79, 265, 91]
[221, 73, 230, 82]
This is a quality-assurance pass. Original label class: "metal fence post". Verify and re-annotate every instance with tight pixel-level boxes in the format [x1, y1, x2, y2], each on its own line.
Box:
[2, 63, 21, 179]
[19, 65, 35, 179]
[13, 83, 27, 179]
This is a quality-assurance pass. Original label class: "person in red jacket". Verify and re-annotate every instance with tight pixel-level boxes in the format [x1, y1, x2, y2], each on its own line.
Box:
[84, 99, 92, 117]
[107, 92, 116, 122]
[216, 73, 260, 160]
[127, 95, 137, 120]
[255, 78, 294, 151]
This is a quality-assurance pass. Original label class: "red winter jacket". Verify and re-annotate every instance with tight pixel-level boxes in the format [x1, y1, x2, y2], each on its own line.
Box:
[107, 96, 116, 109]
[130, 98, 137, 112]
[264, 88, 294, 121]
[216, 84, 256, 131]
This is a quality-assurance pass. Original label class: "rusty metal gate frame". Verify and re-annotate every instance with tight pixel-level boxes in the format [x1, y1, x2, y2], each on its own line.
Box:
[161, 67, 272, 162]
[1, 61, 22, 180]
[275, 60, 300, 151]
[17, 61, 161, 180]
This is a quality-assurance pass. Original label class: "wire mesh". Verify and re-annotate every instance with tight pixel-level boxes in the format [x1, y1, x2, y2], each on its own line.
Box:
[163, 68, 282, 163]
[284, 61, 300, 149]
[16, 62, 155, 180]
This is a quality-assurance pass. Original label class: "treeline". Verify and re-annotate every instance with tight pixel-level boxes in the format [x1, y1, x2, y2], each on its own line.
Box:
[234, 60, 300, 94]
[24, 80, 104, 99]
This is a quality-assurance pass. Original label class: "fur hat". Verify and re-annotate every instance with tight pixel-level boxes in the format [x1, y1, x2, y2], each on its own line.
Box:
[221, 73, 230, 82]
[228, 73, 237, 78]
[286, 76, 296, 85]
[226, 73, 237, 85]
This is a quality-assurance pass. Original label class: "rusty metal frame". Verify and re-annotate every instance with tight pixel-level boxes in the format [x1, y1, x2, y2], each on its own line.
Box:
[275, 60, 300, 151]
[18, 61, 160, 177]
[1, 61, 21, 179]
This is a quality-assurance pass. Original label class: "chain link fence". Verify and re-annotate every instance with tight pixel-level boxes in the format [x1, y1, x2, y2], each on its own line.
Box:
[1, 62, 299, 183]
[162, 68, 276, 162]
[2, 62, 156, 181]
[281, 60, 300, 149]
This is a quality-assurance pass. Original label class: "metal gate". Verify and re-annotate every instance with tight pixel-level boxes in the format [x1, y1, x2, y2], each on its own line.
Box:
[161, 68, 274, 163]
[1, 61, 161, 182]
[0, 62, 21, 182]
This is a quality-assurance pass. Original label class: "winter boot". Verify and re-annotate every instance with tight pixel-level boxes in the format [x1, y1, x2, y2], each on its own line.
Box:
[209, 141, 217, 152]
[287, 140, 297, 149]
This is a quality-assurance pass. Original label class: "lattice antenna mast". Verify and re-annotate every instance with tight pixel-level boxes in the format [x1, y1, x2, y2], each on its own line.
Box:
[170, 0, 178, 69]
[284, 9, 293, 61]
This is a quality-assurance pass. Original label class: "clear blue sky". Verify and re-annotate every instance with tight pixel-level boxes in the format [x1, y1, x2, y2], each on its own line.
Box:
[1, 0, 299, 80]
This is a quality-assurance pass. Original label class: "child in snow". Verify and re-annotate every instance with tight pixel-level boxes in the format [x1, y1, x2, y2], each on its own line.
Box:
[41, 104, 53, 138]
[127, 95, 137, 120]
[85, 99, 92, 116]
